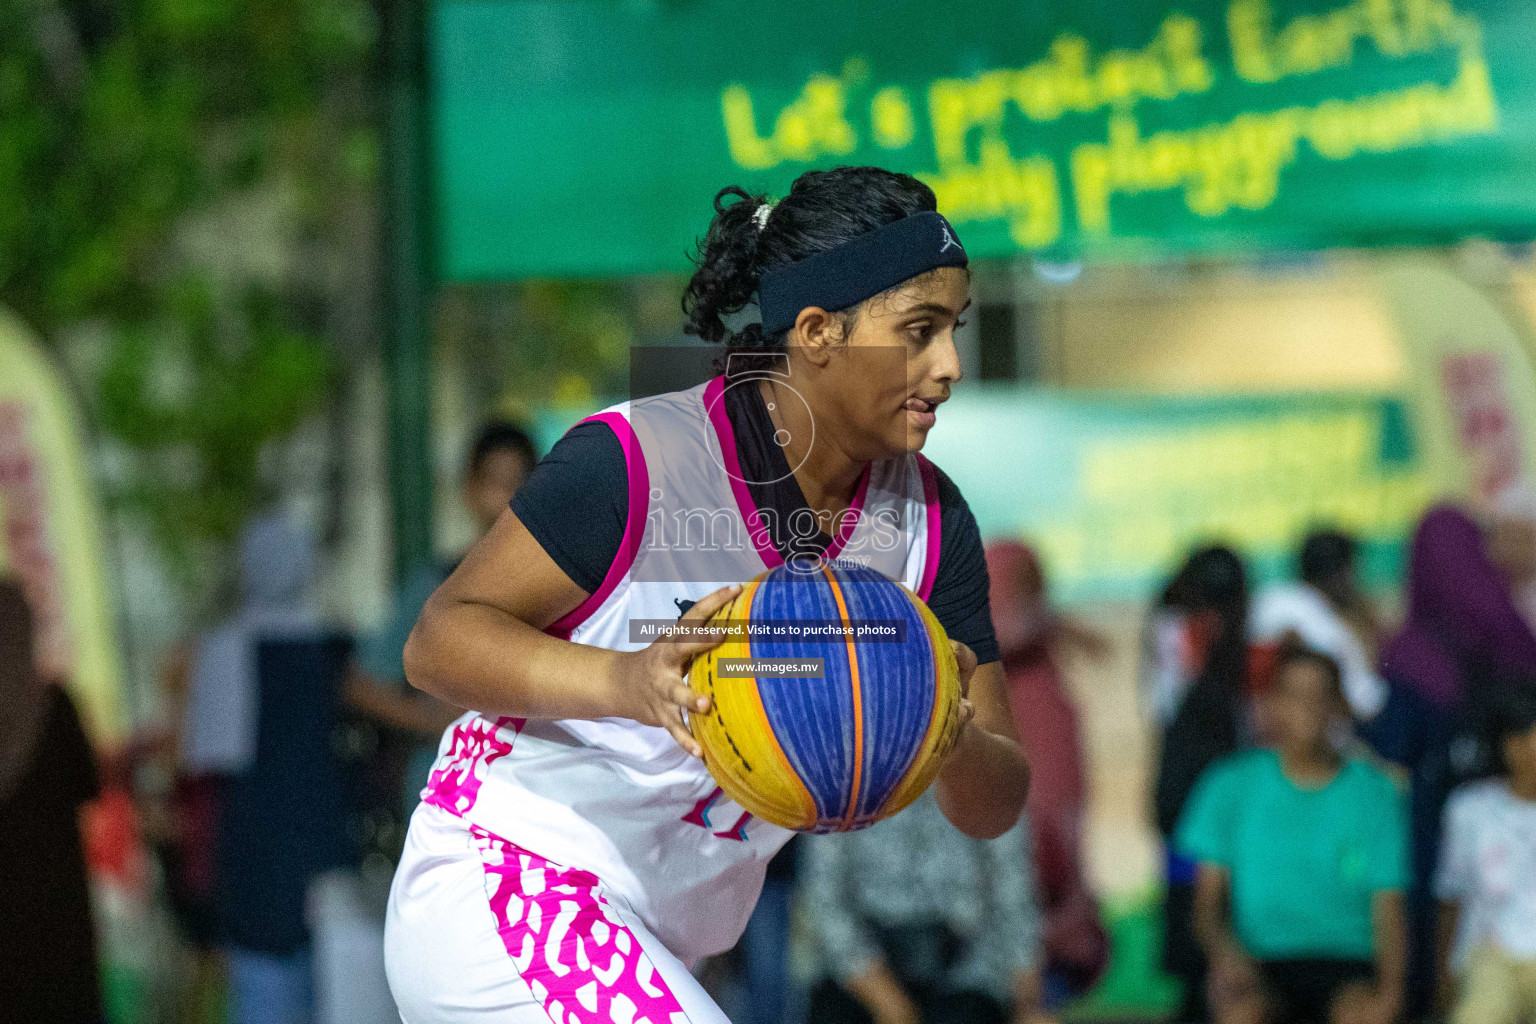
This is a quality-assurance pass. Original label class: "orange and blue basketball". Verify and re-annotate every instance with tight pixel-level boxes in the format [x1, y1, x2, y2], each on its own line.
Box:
[687, 560, 962, 833]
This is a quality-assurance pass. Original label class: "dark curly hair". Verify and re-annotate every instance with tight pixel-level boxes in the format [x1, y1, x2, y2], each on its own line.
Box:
[681, 166, 939, 376]
[465, 420, 538, 480]
[1272, 641, 1346, 708]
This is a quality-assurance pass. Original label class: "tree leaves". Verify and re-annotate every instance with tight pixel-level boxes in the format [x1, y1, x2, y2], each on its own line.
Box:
[1, 0, 370, 601]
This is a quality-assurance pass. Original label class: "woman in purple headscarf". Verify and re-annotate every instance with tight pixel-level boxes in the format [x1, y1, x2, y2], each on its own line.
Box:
[1370, 504, 1536, 1015]
[986, 541, 1109, 997]
[1380, 506, 1536, 712]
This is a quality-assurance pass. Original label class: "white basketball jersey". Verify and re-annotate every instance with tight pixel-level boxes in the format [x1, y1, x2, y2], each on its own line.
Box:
[420, 376, 943, 963]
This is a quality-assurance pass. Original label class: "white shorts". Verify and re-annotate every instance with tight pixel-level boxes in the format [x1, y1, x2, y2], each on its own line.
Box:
[384, 803, 732, 1024]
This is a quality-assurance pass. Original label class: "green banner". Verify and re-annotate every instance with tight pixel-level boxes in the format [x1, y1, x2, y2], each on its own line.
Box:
[432, 0, 1536, 280]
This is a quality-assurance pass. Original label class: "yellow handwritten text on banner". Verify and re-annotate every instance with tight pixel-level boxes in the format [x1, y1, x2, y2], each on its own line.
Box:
[720, 0, 1499, 248]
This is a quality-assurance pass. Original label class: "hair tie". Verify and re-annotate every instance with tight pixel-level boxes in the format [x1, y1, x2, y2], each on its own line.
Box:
[752, 201, 774, 232]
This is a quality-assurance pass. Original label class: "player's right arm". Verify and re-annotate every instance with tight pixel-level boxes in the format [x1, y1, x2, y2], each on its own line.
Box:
[403, 508, 734, 756]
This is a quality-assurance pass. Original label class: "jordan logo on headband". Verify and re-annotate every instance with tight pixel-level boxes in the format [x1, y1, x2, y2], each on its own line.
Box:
[939, 224, 961, 255]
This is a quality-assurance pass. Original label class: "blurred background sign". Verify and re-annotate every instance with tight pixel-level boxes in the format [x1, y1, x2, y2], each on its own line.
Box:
[1376, 252, 1536, 506]
[432, 0, 1536, 280]
[0, 309, 123, 744]
[923, 389, 1428, 602]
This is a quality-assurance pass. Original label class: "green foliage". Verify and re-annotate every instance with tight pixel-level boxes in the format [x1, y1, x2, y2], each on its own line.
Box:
[512, 281, 637, 405]
[95, 280, 330, 581]
[0, 0, 374, 594]
[0, 0, 373, 328]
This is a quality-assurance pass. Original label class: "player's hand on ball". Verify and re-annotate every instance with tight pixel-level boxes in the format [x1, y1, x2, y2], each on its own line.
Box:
[617, 583, 739, 757]
[951, 638, 977, 729]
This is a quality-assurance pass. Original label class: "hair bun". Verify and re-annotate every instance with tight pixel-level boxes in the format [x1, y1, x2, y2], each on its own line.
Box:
[682, 168, 938, 369]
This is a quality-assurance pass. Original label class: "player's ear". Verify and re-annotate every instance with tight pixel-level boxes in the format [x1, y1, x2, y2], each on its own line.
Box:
[789, 306, 839, 367]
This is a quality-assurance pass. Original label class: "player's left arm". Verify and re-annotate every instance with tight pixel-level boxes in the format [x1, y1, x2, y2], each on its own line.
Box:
[924, 465, 1029, 839]
[935, 651, 1029, 839]
[1367, 890, 1407, 1024]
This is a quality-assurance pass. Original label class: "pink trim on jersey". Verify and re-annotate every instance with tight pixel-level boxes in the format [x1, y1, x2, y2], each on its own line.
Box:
[916, 454, 942, 602]
[422, 716, 526, 816]
[547, 412, 650, 641]
[470, 826, 691, 1024]
[823, 467, 872, 562]
[703, 375, 781, 568]
[703, 375, 873, 569]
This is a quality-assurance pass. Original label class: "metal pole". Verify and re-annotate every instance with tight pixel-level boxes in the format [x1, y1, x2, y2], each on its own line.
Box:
[380, 0, 435, 586]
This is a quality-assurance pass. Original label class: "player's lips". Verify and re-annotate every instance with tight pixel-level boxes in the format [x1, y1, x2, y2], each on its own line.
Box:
[904, 395, 945, 428]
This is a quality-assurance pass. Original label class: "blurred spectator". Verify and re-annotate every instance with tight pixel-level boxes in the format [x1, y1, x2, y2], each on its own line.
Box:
[180, 512, 353, 1024]
[1142, 546, 1250, 734]
[346, 420, 539, 846]
[1372, 506, 1536, 1015]
[1180, 646, 1408, 1024]
[1377, 506, 1536, 719]
[137, 642, 225, 1021]
[0, 579, 102, 1024]
[139, 636, 242, 1024]
[1299, 529, 1388, 652]
[1435, 685, 1536, 1024]
[1489, 483, 1536, 637]
[986, 540, 1108, 997]
[800, 791, 1048, 1024]
[1250, 529, 1388, 722]
[1144, 544, 1251, 1022]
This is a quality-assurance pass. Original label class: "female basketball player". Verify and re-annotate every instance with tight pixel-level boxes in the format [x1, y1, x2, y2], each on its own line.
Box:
[386, 166, 1030, 1024]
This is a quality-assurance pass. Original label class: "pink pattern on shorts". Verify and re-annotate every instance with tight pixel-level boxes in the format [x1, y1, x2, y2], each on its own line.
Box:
[421, 715, 523, 816]
[470, 826, 691, 1024]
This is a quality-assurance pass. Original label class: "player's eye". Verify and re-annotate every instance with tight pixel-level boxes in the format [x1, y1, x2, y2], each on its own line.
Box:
[955, 318, 968, 330]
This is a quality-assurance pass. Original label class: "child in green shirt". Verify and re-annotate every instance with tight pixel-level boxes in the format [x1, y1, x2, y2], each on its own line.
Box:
[1177, 645, 1409, 1024]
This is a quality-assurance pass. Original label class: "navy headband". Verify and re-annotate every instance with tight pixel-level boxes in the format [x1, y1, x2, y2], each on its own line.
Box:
[757, 211, 969, 337]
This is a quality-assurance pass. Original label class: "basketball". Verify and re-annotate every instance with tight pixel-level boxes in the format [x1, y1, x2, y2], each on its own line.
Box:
[687, 560, 963, 833]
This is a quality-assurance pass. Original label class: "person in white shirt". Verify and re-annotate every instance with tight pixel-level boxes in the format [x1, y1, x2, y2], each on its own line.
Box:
[1436, 686, 1536, 1024]
[1249, 529, 1388, 723]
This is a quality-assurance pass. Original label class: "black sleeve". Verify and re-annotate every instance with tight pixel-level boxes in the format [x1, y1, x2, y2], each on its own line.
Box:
[510, 420, 628, 596]
[927, 466, 1000, 665]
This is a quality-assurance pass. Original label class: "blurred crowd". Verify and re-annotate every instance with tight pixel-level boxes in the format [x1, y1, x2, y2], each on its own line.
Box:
[4, 420, 1536, 1024]
[1146, 506, 1536, 1024]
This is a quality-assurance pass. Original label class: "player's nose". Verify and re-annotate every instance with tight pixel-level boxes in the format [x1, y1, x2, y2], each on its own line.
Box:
[929, 331, 962, 385]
